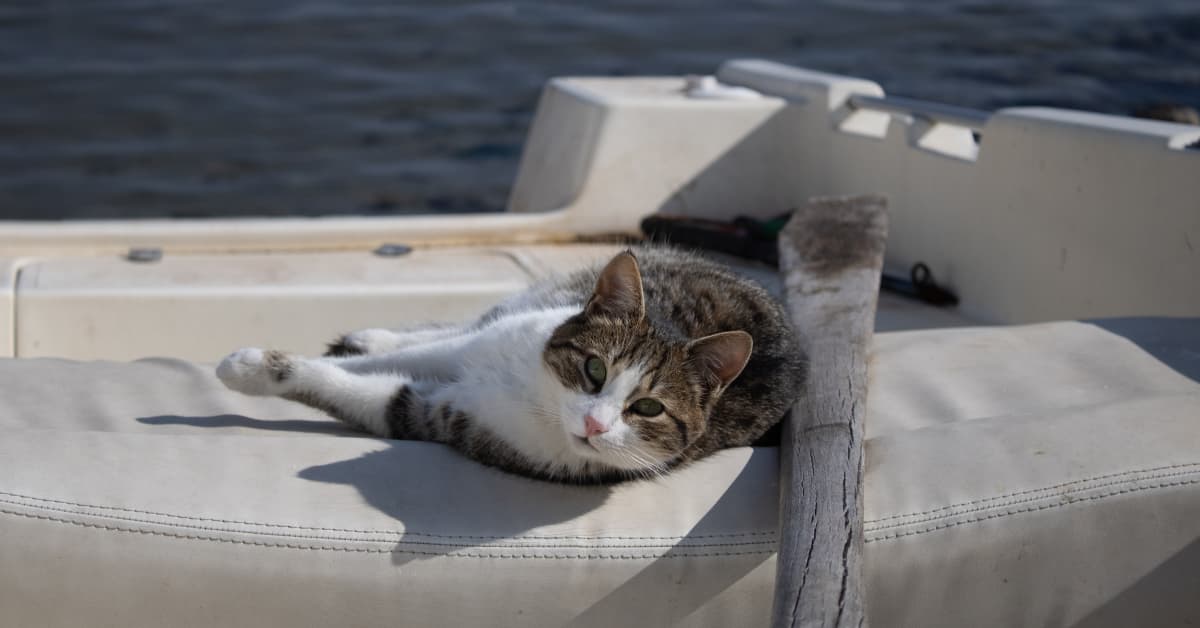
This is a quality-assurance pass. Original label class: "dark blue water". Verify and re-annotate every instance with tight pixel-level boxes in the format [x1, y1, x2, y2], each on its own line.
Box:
[2, 1, 1197, 220]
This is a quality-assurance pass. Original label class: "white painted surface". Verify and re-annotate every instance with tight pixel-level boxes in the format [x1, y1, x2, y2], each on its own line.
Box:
[9, 241, 977, 361]
[514, 60, 1200, 323]
[509, 76, 791, 233]
[13, 246, 619, 361]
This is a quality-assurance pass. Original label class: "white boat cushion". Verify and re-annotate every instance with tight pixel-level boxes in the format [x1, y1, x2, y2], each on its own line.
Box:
[1, 320, 1197, 627]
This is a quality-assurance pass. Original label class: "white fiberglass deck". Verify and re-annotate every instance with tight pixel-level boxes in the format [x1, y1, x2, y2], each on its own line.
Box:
[6, 243, 974, 362]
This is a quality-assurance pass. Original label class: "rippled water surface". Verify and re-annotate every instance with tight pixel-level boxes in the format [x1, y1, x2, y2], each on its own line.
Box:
[2, 1, 1197, 219]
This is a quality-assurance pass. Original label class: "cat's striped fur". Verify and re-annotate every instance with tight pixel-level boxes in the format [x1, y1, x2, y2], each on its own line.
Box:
[218, 246, 805, 483]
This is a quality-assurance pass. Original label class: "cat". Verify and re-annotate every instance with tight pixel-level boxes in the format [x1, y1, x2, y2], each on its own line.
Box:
[217, 246, 805, 483]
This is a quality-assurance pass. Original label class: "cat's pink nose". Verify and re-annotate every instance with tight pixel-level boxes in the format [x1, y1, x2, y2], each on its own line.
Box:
[584, 415, 608, 437]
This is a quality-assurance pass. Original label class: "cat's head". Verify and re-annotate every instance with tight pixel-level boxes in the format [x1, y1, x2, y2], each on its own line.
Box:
[543, 251, 753, 475]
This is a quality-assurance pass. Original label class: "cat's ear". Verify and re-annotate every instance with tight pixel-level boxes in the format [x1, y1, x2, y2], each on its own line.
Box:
[586, 251, 645, 320]
[688, 331, 753, 387]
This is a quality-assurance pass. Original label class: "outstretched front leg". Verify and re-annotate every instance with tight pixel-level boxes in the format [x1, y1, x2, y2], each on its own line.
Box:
[217, 348, 462, 443]
[325, 323, 468, 357]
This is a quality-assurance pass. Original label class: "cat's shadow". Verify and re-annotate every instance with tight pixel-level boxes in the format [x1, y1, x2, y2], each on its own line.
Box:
[298, 444, 613, 566]
[137, 413, 612, 567]
[139, 413, 773, 622]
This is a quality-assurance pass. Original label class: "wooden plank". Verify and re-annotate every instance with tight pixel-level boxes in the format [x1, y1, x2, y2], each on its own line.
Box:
[772, 195, 888, 628]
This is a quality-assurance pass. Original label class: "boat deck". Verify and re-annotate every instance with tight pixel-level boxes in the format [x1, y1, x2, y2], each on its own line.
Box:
[5, 242, 979, 362]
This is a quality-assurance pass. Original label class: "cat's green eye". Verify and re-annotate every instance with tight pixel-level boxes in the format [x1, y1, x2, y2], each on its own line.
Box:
[584, 356, 607, 388]
[631, 398, 664, 417]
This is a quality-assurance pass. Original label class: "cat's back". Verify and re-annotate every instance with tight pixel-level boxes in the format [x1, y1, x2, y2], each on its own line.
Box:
[634, 248, 805, 454]
[489, 245, 797, 352]
[633, 247, 787, 339]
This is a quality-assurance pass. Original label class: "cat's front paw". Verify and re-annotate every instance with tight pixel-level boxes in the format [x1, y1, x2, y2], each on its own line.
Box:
[216, 348, 296, 396]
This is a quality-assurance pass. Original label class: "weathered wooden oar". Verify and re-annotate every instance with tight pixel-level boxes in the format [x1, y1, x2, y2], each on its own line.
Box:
[772, 195, 888, 628]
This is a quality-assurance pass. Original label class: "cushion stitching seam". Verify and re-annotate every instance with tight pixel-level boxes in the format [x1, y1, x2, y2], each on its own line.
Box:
[0, 489, 774, 540]
[865, 461, 1200, 523]
[865, 468, 1200, 531]
[0, 507, 774, 559]
[0, 495, 776, 548]
[865, 477, 1200, 543]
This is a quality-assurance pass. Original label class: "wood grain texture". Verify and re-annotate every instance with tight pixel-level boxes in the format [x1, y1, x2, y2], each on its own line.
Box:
[772, 195, 888, 628]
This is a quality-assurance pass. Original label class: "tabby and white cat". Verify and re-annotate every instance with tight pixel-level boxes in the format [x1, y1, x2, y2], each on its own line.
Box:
[217, 247, 804, 483]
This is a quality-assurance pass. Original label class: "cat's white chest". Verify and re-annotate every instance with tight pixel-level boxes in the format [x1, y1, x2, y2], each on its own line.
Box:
[446, 307, 579, 462]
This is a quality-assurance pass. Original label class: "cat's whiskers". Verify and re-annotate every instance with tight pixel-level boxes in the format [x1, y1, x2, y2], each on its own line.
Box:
[622, 452, 659, 481]
[604, 441, 669, 479]
[628, 444, 671, 478]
